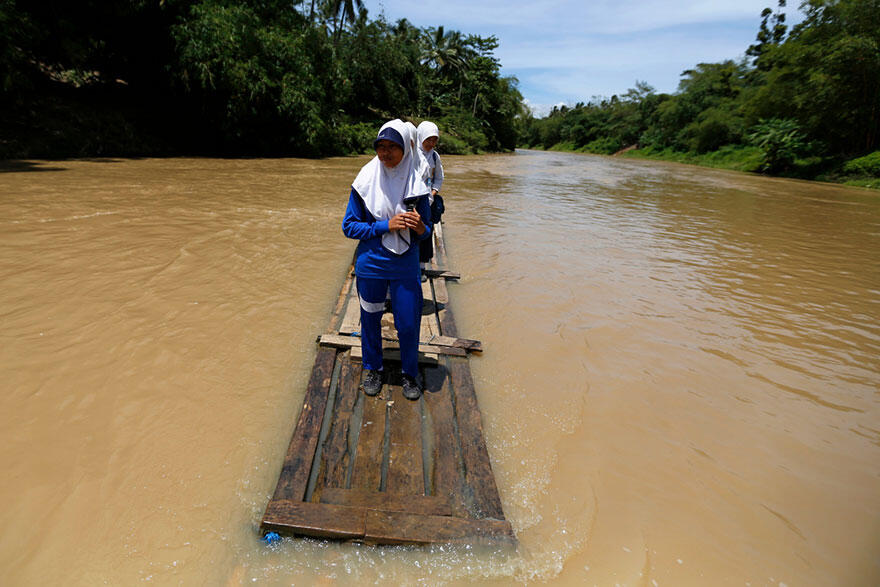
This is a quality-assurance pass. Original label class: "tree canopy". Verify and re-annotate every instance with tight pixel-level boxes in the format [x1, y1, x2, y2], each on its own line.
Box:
[0, 0, 524, 157]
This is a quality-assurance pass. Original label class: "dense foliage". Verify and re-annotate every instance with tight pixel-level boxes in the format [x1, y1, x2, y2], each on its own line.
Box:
[519, 0, 880, 182]
[0, 0, 524, 158]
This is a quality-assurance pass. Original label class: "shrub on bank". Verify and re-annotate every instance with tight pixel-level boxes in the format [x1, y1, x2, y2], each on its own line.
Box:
[583, 136, 620, 155]
[843, 151, 880, 177]
[332, 122, 379, 156]
[621, 144, 764, 172]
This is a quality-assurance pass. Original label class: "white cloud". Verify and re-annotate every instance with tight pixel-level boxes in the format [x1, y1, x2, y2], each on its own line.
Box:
[374, 0, 792, 35]
[366, 0, 804, 113]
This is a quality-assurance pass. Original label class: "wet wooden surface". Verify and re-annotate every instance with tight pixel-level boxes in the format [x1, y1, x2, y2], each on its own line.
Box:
[261, 223, 515, 545]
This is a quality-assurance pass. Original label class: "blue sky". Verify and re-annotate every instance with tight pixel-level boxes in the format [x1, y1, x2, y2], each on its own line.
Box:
[365, 0, 802, 117]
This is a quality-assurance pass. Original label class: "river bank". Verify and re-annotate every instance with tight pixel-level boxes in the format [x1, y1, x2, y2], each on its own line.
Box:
[538, 142, 880, 191]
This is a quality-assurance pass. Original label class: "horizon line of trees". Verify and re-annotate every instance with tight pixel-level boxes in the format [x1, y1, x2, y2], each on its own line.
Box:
[520, 0, 880, 175]
[0, 0, 525, 158]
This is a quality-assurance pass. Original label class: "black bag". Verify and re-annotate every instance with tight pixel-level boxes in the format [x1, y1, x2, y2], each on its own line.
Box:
[430, 194, 445, 224]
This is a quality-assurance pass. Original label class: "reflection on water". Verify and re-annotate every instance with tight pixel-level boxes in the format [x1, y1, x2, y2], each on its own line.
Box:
[1, 152, 878, 585]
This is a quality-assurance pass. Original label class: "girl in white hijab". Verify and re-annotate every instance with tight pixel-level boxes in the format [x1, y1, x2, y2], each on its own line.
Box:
[417, 121, 444, 202]
[416, 120, 445, 271]
[342, 119, 432, 400]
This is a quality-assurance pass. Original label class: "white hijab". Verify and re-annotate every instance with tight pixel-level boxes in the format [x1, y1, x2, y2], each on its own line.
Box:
[417, 121, 441, 202]
[352, 119, 430, 255]
[404, 121, 419, 150]
[417, 121, 439, 149]
[405, 121, 429, 181]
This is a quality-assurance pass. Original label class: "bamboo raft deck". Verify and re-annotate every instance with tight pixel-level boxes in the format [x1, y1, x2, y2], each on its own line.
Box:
[260, 223, 515, 545]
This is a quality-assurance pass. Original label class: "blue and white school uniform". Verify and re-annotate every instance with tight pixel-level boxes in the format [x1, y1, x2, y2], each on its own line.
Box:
[342, 119, 432, 379]
[417, 121, 444, 197]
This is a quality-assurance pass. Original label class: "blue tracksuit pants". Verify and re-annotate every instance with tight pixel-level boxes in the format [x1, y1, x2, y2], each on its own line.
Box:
[357, 276, 422, 378]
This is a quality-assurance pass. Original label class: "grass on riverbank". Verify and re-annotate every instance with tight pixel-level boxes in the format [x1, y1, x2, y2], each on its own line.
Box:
[620, 145, 765, 173]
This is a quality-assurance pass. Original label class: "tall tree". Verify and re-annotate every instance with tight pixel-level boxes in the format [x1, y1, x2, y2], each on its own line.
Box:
[327, 0, 364, 42]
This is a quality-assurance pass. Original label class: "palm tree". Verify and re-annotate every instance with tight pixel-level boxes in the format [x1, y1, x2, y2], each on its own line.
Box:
[420, 26, 466, 75]
[421, 27, 475, 105]
[326, 0, 364, 42]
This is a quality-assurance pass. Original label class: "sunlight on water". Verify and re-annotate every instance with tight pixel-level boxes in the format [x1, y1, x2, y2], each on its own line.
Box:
[1, 152, 878, 585]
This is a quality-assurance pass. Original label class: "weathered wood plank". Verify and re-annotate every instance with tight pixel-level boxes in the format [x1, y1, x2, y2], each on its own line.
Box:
[263, 500, 366, 540]
[363, 510, 515, 545]
[431, 276, 458, 338]
[266, 347, 337, 503]
[319, 487, 454, 517]
[318, 358, 361, 491]
[422, 363, 468, 517]
[327, 266, 355, 334]
[423, 269, 460, 280]
[350, 391, 387, 492]
[385, 387, 424, 495]
[350, 346, 440, 366]
[433, 336, 481, 352]
[339, 287, 361, 335]
[448, 356, 506, 520]
[432, 272, 449, 305]
[420, 277, 441, 343]
[432, 221, 448, 262]
[319, 334, 468, 356]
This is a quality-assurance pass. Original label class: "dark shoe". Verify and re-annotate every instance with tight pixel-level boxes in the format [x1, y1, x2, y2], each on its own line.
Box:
[401, 374, 421, 400]
[362, 369, 382, 396]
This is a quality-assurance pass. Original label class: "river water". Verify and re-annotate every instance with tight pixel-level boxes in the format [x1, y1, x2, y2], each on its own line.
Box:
[1, 151, 878, 585]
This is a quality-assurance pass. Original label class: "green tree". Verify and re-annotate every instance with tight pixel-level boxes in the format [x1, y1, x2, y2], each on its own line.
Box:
[326, 0, 365, 43]
[748, 117, 806, 172]
[747, 0, 788, 70]
[746, 0, 880, 154]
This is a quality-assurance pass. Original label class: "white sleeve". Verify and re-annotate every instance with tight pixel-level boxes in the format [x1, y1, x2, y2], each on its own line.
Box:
[433, 153, 444, 191]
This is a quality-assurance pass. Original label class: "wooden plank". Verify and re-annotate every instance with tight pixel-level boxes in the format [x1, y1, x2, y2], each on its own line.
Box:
[317, 358, 361, 491]
[363, 510, 515, 545]
[319, 487, 454, 517]
[326, 266, 355, 334]
[350, 390, 387, 491]
[422, 362, 468, 517]
[432, 221, 448, 263]
[432, 272, 449, 305]
[350, 346, 439, 366]
[432, 276, 458, 338]
[423, 269, 460, 280]
[318, 334, 467, 357]
[432, 335, 482, 352]
[385, 386, 425, 495]
[318, 334, 467, 358]
[448, 356, 506, 520]
[266, 347, 337, 503]
[262, 500, 366, 540]
[420, 278, 441, 343]
[339, 284, 361, 335]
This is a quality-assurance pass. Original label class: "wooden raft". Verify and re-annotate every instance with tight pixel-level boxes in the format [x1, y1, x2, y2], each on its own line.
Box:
[260, 223, 515, 545]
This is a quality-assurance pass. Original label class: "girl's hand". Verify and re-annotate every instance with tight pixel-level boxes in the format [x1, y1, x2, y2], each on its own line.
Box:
[405, 211, 426, 235]
[388, 213, 408, 231]
[389, 212, 425, 235]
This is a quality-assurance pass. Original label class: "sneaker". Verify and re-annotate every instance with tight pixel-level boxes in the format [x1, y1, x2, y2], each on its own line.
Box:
[401, 374, 422, 400]
[362, 369, 382, 396]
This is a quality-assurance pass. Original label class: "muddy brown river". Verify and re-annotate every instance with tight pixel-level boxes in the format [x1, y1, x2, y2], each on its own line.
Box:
[1, 151, 878, 585]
